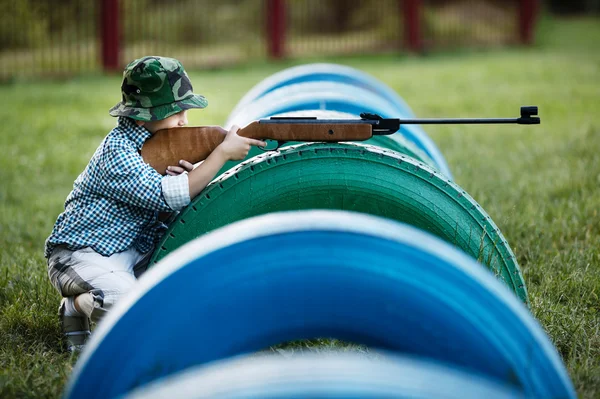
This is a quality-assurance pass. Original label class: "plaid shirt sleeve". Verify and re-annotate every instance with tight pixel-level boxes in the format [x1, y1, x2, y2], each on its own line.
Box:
[162, 174, 190, 211]
[95, 138, 178, 212]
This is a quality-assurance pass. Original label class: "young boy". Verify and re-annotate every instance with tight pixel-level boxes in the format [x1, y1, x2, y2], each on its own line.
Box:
[44, 56, 266, 352]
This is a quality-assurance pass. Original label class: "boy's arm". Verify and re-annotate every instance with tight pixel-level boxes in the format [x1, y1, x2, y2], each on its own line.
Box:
[96, 126, 263, 213]
[186, 147, 228, 199]
[187, 125, 265, 199]
[98, 141, 178, 212]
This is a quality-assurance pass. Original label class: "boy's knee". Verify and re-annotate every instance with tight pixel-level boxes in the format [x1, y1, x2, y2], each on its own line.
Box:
[97, 274, 137, 309]
[113, 273, 137, 295]
[75, 289, 107, 322]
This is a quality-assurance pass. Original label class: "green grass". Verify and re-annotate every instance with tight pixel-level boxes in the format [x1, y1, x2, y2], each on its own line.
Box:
[1, 15, 599, 398]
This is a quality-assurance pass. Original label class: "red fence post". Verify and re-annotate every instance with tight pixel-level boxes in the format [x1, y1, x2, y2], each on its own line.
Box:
[402, 0, 422, 52]
[101, 0, 121, 71]
[519, 0, 539, 45]
[266, 0, 286, 59]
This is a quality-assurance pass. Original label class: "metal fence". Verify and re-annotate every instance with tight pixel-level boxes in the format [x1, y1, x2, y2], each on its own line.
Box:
[118, 0, 266, 70]
[286, 0, 404, 57]
[422, 0, 521, 48]
[0, 0, 536, 80]
[0, 0, 101, 79]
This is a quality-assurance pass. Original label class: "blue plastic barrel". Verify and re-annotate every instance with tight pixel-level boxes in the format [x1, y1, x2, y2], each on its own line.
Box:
[65, 211, 574, 399]
[122, 352, 526, 399]
[227, 63, 416, 120]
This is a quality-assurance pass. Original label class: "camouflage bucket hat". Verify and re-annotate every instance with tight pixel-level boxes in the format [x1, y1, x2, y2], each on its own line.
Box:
[109, 56, 207, 121]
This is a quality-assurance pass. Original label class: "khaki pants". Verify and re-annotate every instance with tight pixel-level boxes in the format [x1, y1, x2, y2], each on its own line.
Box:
[47, 246, 151, 311]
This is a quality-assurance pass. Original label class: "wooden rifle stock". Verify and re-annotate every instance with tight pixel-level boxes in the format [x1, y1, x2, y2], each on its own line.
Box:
[141, 121, 372, 175]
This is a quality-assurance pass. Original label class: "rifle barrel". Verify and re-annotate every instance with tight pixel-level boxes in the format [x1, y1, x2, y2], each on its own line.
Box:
[260, 118, 523, 124]
[260, 119, 373, 125]
[258, 106, 540, 133]
[399, 118, 521, 124]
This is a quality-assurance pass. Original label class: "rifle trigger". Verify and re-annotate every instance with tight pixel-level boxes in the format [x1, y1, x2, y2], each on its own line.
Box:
[257, 139, 286, 152]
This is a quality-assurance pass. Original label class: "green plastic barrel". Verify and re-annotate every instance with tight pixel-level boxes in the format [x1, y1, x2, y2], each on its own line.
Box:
[151, 143, 527, 304]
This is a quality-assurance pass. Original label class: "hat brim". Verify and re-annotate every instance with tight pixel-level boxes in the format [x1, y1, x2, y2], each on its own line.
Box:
[109, 94, 208, 122]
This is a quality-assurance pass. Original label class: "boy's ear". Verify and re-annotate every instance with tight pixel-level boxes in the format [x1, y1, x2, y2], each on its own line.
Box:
[135, 120, 145, 127]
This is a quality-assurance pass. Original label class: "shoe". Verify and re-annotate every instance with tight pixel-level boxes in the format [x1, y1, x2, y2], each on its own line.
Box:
[59, 299, 91, 353]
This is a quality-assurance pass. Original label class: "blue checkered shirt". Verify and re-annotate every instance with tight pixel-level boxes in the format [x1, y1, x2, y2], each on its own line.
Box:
[45, 117, 190, 258]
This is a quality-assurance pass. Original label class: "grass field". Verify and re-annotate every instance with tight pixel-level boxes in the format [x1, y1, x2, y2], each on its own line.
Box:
[1, 16, 599, 398]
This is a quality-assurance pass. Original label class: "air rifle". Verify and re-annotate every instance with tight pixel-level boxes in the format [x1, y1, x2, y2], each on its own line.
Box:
[141, 106, 540, 175]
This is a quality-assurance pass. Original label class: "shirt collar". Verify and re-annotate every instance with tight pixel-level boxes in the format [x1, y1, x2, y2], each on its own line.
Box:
[118, 117, 152, 150]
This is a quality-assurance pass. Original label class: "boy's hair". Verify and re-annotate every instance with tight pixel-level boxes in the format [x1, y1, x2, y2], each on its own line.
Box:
[109, 56, 207, 122]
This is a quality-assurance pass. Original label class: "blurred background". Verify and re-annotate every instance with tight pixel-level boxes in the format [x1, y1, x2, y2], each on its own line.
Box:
[0, 0, 598, 80]
[0, 1, 599, 398]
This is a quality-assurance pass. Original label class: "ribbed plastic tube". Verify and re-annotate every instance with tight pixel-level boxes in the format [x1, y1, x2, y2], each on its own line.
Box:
[121, 352, 526, 399]
[64, 211, 575, 399]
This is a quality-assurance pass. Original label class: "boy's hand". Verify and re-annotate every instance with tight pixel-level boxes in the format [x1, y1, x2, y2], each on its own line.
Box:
[166, 160, 194, 176]
[218, 125, 267, 161]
